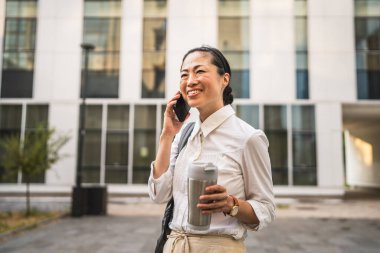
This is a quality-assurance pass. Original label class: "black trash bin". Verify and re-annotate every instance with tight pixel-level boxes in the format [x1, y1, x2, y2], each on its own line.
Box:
[84, 186, 107, 215]
[72, 185, 107, 216]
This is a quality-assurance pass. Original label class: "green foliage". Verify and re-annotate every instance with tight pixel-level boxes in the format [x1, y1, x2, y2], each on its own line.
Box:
[0, 124, 70, 216]
[0, 124, 70, 180]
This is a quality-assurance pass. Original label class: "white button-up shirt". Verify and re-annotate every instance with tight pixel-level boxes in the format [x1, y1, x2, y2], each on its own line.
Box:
[148, 105, 275, 240]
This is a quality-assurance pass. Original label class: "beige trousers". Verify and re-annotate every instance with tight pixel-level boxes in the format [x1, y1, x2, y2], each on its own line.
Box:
[163, 231, 246, 253]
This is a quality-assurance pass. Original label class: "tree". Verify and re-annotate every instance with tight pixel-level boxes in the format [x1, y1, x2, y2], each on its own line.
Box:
[0, 124, 70, 216]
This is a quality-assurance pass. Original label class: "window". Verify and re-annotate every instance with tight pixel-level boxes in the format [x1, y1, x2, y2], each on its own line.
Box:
[237, 103, 317, 186]
[1, 0, 37, 98]
[73, 102, 318, 187]
[142, 0, 167, 98]
[78, 104, 133, 184]
[82, 0, 121, 98]
[295, 0, 309, 99]
[265, 106, 288, 185]
[218, 0, 250, 98]
[133, 105, 156, 183]
[81, 105, 102, 183]
[292, 105, 317, 185]
[0, 104, 49, 183]
[355, 0, 380, 99]
[236, 105, 259, 128]
[0, 105, 22, 182]
[105, 105, 129, 183]
[22, 105, 49, 183]
[76, 104, 161, 185]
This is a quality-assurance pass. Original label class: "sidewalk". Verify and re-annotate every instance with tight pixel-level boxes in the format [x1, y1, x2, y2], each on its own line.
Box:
[107, 196, 380, 219]
[0, 196, 379, 253]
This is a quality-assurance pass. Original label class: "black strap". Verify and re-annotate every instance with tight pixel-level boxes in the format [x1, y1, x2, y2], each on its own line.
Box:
[154, 122, 195, 253]
[177, 122, 195, 157]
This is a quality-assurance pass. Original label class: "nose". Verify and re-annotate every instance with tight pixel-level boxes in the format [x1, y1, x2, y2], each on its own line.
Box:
[187, 73, 198, 87]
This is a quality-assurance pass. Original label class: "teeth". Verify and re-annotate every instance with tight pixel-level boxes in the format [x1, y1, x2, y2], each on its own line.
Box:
[188, 90, 200, 95]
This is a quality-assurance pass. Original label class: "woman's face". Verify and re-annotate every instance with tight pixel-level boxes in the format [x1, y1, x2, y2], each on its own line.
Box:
[180, 51, 229, 120]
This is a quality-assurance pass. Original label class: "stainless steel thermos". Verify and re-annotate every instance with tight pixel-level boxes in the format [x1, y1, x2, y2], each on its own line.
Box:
[187, 162, 218, 230]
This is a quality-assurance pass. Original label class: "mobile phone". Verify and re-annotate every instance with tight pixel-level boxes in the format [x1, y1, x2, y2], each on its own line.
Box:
[173, 94, 190, 122]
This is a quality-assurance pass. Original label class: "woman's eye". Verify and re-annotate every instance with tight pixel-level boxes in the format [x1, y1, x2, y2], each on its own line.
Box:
[196, 70, 205, 74]
[181, 74, 188, 79]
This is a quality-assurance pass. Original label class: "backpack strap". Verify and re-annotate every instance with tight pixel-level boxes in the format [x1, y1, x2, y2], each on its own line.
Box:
[176, 122, 195, 155]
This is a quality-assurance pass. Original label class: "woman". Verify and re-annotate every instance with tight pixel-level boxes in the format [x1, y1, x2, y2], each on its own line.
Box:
[148, 46, 275, 253]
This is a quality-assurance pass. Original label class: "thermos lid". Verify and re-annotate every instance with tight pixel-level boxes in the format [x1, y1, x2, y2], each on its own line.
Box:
[188, 162, 218, 181]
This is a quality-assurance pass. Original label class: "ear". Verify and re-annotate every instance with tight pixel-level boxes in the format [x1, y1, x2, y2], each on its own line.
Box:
[223, 73, 230, 87]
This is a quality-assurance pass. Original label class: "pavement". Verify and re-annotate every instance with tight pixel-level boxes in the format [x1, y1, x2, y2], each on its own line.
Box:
[0, 196, 380, 253]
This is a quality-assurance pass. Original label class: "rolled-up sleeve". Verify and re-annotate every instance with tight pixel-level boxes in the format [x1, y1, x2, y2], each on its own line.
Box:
[148, 132, 181, 204]
[148, 162, 173, 203]
[241, 131, 276, 231]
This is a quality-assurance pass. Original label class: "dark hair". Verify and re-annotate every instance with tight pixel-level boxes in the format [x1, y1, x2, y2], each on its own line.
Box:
[181, 46, 234, 105]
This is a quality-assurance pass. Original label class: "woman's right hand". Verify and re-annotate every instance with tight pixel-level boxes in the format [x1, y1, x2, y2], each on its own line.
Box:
[161, 92, 189, 139]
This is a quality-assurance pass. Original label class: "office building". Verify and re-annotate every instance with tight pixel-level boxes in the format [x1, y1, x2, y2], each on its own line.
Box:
[0, 0, 379, 196]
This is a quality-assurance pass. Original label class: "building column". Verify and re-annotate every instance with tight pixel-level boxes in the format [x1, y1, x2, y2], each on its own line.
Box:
[316, 102, 344, 188]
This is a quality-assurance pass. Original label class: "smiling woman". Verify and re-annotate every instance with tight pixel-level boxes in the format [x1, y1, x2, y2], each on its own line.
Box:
[179, 48, 231, 122]
[148, 46, 275, 253]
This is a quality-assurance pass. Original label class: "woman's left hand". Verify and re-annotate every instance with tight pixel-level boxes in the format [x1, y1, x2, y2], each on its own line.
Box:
[197, 184, 233, 215]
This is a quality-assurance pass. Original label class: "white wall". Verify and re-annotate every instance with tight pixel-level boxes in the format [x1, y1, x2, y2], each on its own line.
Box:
[32, 0, 83, 186]
[166, 0, 218, 98]
[251, 0, 295, 102]
[46, 103, 79, 185]
[316, 103, 344, 188]
[345, 125, 380, 188]
[308, 0, 356, 101]
[34, 0, 83, 100]
[119, 0, 143, 101]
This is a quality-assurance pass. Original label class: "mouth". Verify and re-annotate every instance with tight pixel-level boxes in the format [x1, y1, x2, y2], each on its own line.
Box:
[187, 89, 202, 96]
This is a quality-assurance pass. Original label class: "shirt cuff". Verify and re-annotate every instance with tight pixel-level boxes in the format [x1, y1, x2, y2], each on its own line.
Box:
[148, 161, 172, 202]
[245, 200, 270, 231]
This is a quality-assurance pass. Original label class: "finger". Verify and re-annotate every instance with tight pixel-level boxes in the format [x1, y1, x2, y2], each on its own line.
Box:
[169, 93, 181, 102]
[164, 100, 179, 117]
[201, 208, 225, 215]
[198, 198, 227, 209]
[165, 93, 182, 115]
[200, 192, 228, 202]
[205, 185, 226, 194]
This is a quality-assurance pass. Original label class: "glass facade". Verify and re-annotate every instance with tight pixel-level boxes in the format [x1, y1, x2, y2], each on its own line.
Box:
[236, 105, 259, 128]
[82, 0, 121, 98]
[0, 105, 22, 182]
[77, 104, 160, 184]
[82, 105, 102, 183]
[265, 106, 288, 185]
[355, 0, 380, 99]
[106, 105, 129, 183]
[133, 105, 156, 183]
[1, 0, 37, 98]
[0, 104, 48, 183]
[292, 105, 317, 185]
[218, 0, 250, 98]
[142, 0, 167, 98]
[0, 101, 317, 186]
[22, 105, 48, 183]
[79, 104, 132, 184]
[295, 0, 309, 99]
[237, 104, 317, 186]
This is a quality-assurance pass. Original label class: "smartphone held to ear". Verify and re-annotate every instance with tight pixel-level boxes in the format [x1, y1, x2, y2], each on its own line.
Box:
[173, 94, 190, 122]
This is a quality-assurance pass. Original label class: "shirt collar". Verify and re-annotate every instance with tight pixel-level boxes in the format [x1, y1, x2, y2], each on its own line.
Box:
[189, 105, 235, 140]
